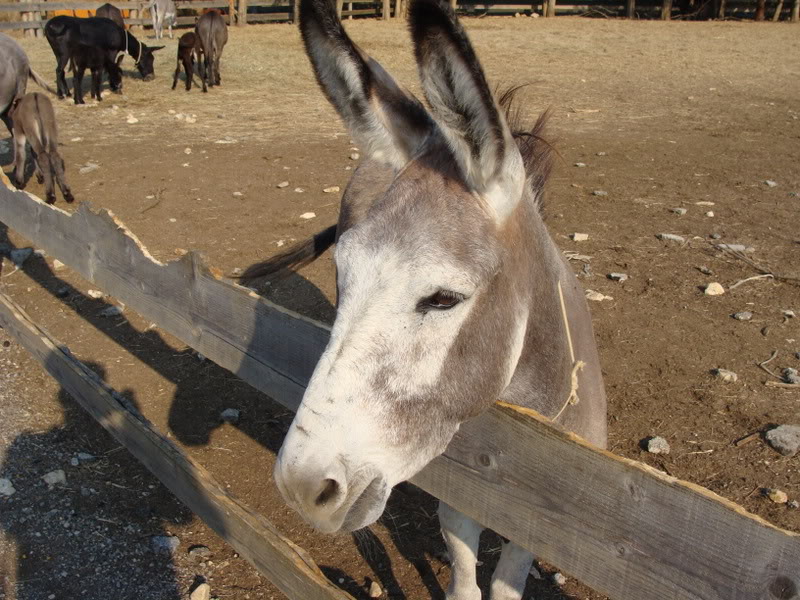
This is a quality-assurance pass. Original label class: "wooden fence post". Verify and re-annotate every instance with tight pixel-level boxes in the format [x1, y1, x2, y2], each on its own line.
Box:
[21, 0, 33, 38]
[546, 0, 556, 16]
[396, 0, 403, 19]
[718, 0, 725, 17]
[336, 0, 343, 18]
[347, 1, 352, 19]
[772, 0, 784, 19]
[383, 0, 390, 18]
[755, 0, 765, 19]
[238, 0, 248, 25]
[792, 0, 799, 20]
[661, 0, 672, 19]
[626, 0, 635, 17]
[450, 0, 456, 10]
[228, 0, 235, 25]
[292, 0, 299, 23]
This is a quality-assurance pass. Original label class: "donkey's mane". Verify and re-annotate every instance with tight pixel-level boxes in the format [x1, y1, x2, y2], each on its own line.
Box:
[497, 86, 554, 212]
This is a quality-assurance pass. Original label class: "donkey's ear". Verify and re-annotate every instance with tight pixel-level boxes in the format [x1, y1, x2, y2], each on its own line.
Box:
[409, 0, 524, 220]
[300, 0, 434, 168]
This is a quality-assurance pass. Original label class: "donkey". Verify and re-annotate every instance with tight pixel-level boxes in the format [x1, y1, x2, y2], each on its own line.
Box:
[44, 16, 163, 100]
[8, 93, 74, 205]
[95, 2, 125, 29]
[252, 1, 608, 599]
[147, 0, 177, 40]
[0, 33, 55, 134]
[195, 10, 227, 93]
[172, 32, 203, 91]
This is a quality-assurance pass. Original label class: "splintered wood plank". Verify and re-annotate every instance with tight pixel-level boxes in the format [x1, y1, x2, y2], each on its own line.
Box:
[0, 292, 355, 600]
[0, 180, 329, 412]
[2, 181, 799, 600]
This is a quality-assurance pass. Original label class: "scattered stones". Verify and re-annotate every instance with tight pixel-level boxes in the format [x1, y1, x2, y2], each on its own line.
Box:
[574, 162, 587, 168]
[10, 248, 33, 266]
[126, 114, 139, 124]
[705, 211, 714, 217]
[765, 425, 800, 456]
[732, 311, 753, 321]
[670, 208, 687, 215]
[764, 180, 778, 188]
[277, 181, 289, 188]
[713, 368, 738, 383]
[220, 408, 240, 424]
[0, 478, 16, 497]
[608, 273, 628, 282]
[294, 187, 305, 193]
[644, 436, 670, 455]
[188, 545, 212, 559]
[349, 152, 360, 160]
[42, 469, 66, 486]
[151, 535, 180, 555]
[656, 233, 685, 243]
[190, 583, 211, 600]
[323, 186, 340, 193]
[53, 259, 65, 270]
[300, 212, 316, 220]
[553, 573, 566, 586]
[592, 190, 608, 197]
[79, 162, 100, 174]
[783, 368, 800, 384]
[99, 305, 124, 317]
[585, 290, 613, 302]
[704, 282, 725, 296]
[570, 233, 589, 242]
[368, 580, 383, 598]
[764, 488, 788, 504]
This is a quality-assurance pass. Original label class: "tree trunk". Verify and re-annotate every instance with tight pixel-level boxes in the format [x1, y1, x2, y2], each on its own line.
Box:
[238, 0, 248, 25]
[792, 0, 799, 20]
[755, 0, 766, 19]
[718, 0, 726, 18]
[626, 0, 635, 18]
[661, 0, 672, 19]
[228, 0, 236, 25]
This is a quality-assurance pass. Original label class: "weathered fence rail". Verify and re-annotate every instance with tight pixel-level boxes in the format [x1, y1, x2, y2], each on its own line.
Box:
[0, 176, 798, 600]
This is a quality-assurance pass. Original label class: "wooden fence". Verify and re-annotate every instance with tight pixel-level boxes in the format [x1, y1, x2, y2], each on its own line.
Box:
[0, 0, 796, 33]
[1, 174, 798, 600]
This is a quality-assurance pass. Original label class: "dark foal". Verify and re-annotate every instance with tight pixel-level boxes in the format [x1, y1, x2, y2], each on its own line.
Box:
[8, 92, 74, 205]
[172, 32, 203, 92]
[70, 43, 122, 104]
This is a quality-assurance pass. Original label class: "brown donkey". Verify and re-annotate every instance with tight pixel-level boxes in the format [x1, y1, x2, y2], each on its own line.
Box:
[9, 92, 74, 205]
[245, 0, 608, 598]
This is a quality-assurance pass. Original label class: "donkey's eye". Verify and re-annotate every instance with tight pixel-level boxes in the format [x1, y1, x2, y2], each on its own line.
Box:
[417, 290, 464, 312]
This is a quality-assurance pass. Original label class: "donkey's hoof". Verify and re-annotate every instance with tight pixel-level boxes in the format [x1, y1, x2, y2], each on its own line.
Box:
[64, 192, 75, 204]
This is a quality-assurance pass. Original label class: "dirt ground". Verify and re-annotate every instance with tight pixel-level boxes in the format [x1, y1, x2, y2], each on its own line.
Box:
[1, 15, 799, 600]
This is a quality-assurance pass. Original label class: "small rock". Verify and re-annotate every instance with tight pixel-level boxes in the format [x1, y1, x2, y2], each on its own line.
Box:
[585, 290, 613, 302]
[368, 580, 383, 598]
[10, 248, 33, 266]
[300, 212, 316, 220]
[716, 243, 754, 253]
[656, 233, 685, 243]
[71, 137, 83, 142]
[190, 583, 211, 600]
[98, 305, 123, 317]
[553, 573, 566, 586]
[0, 478, 16, 497]
[169, 217, 177, 223]
[570, 233, 589, 242]
[705, 211, 714, 217]
[42, 469, 66, 486]
[732, 311, 753, 321]
[232, 191, 243, 197]
[70, 457, 79, 467]
[765, 425, 800, 456]
[184, 148, 192, 155]
[529, 565, 542, 579]
[188, 545, 212, 559]
[698, 266, 713, 275]
[596, 151, 607, 156]
[764, 180, 778, 188]
[126, 114, 139, 124]
[710, 233, 722, 240]
[695, 201, 715, 206]
[765, 488, 788, 504]
[87, 289, 104, 299]
[704, 282, 725, 296]
[294, 187, 305, 193]
[789, 500, 799, 509]
[220, 408, 240, 424]
[644, 436, 670, 455]
[608, 273, 628, 282]
[514, 11, 521, 16]
[277, 181, 289, 188]
[151, 535, 180, 555]
[531, 11, 539, 16]
[79, 162, 100, 174]
[323, 186, 340, 193]
[55, 286, 70, 299]
[349, 152, 360, 160]
[713, 368, 737, 383]
[574, 162, 587, 168]
[76, 452, 96, 463]
[782, 368, 800, 384]
[670, 208, 687, 215]
[783, 310, 796, 319]
[592, 190, 608, 197]
[232, 267, 242, 276]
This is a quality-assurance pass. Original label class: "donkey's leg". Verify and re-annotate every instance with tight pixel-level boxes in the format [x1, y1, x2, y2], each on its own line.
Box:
[12, 133, 27, 189]
[172, 58, 181, 90]
[52, 153, 74, 203]
[439, 502, 482, 600]
[73, 66, 86, 105]
[489, 540, 534, 600]
[36, 152, 56, 204]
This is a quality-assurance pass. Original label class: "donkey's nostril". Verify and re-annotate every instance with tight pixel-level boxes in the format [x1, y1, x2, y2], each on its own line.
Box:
[315, 478, 339, 506]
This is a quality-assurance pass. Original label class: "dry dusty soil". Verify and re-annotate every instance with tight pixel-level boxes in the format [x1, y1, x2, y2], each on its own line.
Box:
[1, 15, 799, 600]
